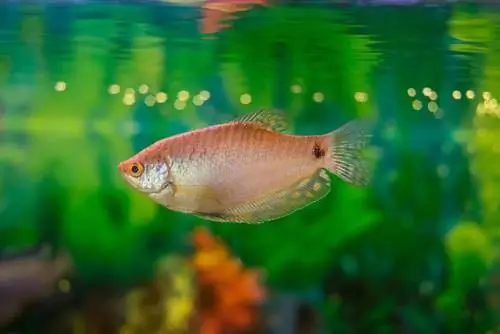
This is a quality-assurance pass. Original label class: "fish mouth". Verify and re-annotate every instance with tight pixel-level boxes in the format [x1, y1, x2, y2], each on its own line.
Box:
[117, 162, 126, 173]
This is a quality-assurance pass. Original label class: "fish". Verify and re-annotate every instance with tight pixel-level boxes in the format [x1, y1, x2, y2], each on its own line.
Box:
[118, 108, 373, 224]
[200, 0, 268, 35]
[0, 246, 73, 326]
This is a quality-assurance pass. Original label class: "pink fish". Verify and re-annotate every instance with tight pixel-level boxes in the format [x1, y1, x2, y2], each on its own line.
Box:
[118, 109, 373, 224]
[200, 0, 268, 35]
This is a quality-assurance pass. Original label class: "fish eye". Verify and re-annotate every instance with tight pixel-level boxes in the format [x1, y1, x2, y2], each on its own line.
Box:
[129, 162, 144, 177]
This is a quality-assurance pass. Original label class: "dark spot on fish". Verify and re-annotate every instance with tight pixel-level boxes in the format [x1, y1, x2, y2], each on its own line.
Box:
[312, 143, 326, 159]
[131, 165, 139, 173]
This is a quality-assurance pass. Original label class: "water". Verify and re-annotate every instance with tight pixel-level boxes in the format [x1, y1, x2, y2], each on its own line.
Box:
[0, 1, 499, 333]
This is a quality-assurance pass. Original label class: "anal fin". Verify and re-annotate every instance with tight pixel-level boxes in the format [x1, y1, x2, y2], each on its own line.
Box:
[214, 169, 332, 224]
[192, 212, 232, 223]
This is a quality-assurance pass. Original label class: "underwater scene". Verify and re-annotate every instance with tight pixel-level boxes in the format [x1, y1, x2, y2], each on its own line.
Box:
[1, 0, 500, 333]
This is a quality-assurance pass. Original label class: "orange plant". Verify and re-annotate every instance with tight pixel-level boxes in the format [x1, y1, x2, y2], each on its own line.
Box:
[191, 227, 266, 334]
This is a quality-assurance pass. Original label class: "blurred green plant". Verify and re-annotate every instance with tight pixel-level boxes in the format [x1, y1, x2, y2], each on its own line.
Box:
[438, 221, 491, 332]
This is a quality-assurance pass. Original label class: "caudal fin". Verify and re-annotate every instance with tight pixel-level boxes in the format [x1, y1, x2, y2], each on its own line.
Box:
[325, 118, 374, 187]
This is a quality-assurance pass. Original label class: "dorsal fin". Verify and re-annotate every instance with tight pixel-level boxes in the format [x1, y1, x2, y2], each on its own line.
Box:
[232, 108, 289, 133]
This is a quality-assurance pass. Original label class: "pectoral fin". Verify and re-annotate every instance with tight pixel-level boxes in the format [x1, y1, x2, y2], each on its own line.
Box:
[197, 169, 332, 224]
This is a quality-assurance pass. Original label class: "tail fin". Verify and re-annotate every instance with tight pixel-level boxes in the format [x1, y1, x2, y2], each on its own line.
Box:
[325, 118, 374, 187]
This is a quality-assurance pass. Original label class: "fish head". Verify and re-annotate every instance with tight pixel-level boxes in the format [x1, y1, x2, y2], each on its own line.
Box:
[118, 154, 171, 195]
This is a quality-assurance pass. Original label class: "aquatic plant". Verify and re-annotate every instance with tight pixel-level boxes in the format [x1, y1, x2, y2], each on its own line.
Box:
[121, 255, 197, 334]
[437, 221, 491, 332]
[216, 6, 377, 120]
[436, 25, 500, 328]
[119, 228, 266, 334]
[192, 226, 266, 334]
